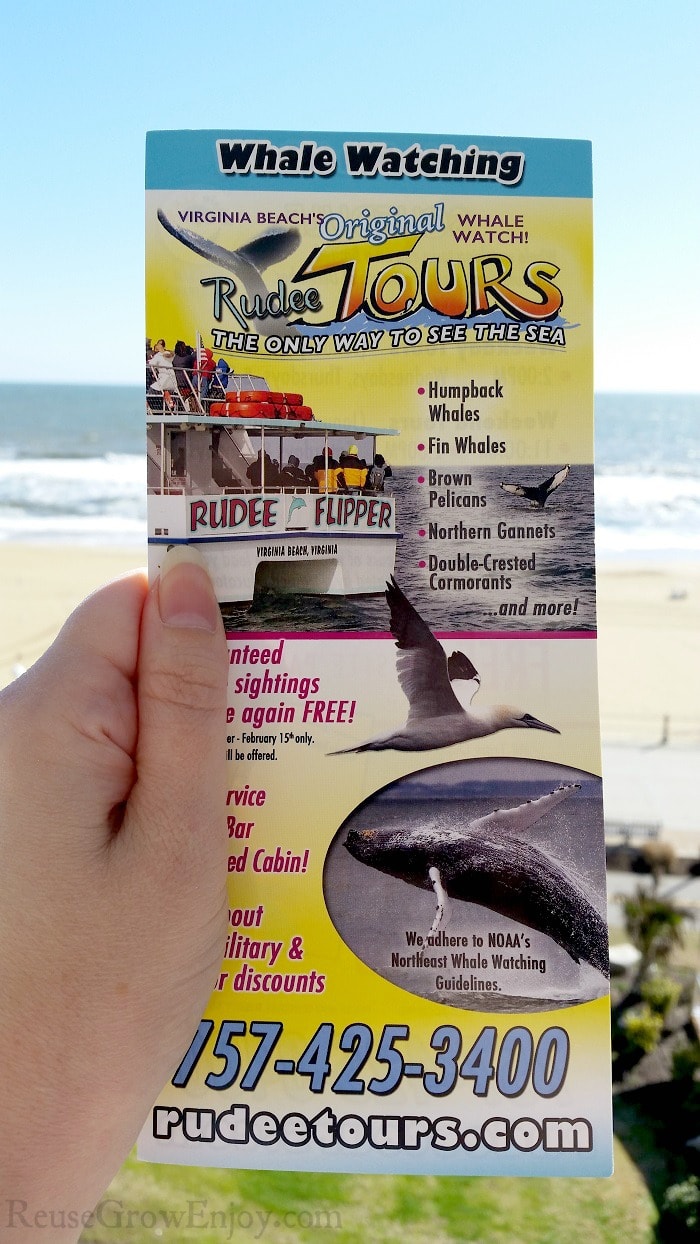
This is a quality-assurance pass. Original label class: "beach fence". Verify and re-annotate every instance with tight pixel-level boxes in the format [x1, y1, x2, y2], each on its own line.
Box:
[602, 742, 700, 863]
[601, 712, 700, 749]
[606, 819, 661, 845]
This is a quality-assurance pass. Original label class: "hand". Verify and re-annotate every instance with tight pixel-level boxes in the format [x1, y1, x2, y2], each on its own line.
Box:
[0, 549, 228, 1239]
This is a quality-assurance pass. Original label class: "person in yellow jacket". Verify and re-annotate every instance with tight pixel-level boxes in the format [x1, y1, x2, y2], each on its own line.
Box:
[311, 447, 342, 491]
[338, 444, 368, 491]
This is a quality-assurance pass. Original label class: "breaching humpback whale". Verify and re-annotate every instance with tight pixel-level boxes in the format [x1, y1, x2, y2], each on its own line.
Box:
[344, 782, 609, 977]
[330, 578, 558, 753]
[157, 210, 302, 337]
[500, 465, 570, 508]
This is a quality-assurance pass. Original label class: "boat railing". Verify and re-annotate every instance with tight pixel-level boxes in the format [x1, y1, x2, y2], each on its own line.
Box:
[146, 375, 396, 500]
[149, 479, 393, 501]
[145, 367, 232, 416]
[150, 481, 389, 495]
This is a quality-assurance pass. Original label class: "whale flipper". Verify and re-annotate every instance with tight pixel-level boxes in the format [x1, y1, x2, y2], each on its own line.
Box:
[429, 864, 450, 933]
[468, 782, 581, 837]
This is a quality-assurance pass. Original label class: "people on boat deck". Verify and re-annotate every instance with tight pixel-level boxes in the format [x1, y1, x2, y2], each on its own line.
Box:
[145, 340, 155, 394]
[310, 447, 343, 492]
[280, 454, 307, 489]
[148, 340, 180, 409]
[338, 445, 368, 490]
[246, 450, 279, 488]
[212, 357, 231, 399]
[147, 338, 234, 409]
[196, 347, 216, 401]
[173, 340, 197, 404]
[363, 453, 393, 493]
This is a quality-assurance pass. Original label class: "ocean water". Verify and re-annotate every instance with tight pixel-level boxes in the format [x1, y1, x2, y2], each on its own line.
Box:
[0, 384, 145, 545]
[0, 384, 698, 562]
[594, 393, 700, 559]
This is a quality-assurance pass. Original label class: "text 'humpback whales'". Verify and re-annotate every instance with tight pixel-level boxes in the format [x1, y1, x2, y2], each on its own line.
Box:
[330, 577, 559, 754]
[344, 782, 609, 977]
[500, 464, 570, 508]
[157, 210, 302, 337]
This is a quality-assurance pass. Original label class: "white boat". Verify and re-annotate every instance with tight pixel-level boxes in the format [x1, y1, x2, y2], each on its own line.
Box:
[147, 373, 399, 607]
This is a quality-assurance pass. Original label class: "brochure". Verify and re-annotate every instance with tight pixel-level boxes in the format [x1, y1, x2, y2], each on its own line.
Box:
[140, 129, 612, 1176]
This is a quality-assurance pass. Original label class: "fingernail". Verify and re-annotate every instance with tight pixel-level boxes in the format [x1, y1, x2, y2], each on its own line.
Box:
[158, 546, 221, 632]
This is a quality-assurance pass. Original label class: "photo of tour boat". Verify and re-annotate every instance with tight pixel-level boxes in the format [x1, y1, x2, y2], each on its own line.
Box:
[147, 368, 399, 612]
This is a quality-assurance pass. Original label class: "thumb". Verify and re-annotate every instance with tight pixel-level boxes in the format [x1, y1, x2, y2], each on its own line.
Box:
[124, 546, 229, 874]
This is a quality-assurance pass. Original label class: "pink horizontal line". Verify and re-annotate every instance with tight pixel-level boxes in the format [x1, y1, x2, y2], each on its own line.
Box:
[226, 629, 597, 641]
[437, 630, 595, 641]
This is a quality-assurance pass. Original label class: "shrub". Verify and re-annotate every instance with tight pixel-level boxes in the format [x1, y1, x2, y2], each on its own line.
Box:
[672, 1042, 700, 1082]
[619, 1004, 664, 1054]
[660, 1176, 700, 1239]
[641, 974, 681, 1019]
[622, 886, 688, 985]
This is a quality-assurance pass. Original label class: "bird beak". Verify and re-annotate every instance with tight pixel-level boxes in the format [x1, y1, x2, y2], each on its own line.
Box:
[521, 713, 560, 734]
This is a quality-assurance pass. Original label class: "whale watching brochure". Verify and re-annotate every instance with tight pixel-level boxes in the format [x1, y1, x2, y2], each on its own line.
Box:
[140, 129, 612, 1176]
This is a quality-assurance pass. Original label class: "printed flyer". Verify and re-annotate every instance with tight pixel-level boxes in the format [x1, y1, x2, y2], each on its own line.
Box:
[140, 130, 612, 1176]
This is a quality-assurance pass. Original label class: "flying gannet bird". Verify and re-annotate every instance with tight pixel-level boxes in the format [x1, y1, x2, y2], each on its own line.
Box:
[157, 211, 302, 338]
[344, 782, 609, 975]
[330, 578, 559, 754]
[500, 464, 570, 508]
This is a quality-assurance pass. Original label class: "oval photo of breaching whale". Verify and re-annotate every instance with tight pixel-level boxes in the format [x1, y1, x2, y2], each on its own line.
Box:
[322, 757, 608, 1014]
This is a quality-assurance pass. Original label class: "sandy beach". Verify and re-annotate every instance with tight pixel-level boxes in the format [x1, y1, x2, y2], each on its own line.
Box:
[0, 545, 142, 685]
[595, 559, 700, 747]
[595, 559, 700, 859]
[2, 543, 698, 857]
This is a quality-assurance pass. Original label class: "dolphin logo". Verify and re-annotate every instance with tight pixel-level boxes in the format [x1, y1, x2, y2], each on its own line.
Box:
[288, 496, 308, 520]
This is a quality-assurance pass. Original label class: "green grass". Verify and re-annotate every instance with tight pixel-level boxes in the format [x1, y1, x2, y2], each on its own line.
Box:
[79, 1139, 656, 1244]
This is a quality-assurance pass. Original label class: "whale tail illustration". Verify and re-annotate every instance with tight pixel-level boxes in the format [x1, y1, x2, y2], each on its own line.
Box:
[157, 209, 301, 276]
[156, 211, 302, 338]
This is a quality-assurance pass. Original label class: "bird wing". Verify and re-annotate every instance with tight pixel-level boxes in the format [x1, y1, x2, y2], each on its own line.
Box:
[467, 782, 580, 837]
[385, 578, 464, 721]
[541, 465, 570, 494]
[447, 650, 481, 704]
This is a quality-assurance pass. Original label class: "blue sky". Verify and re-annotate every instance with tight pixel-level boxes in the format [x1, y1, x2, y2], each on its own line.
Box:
[0, 0, 697, 391]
